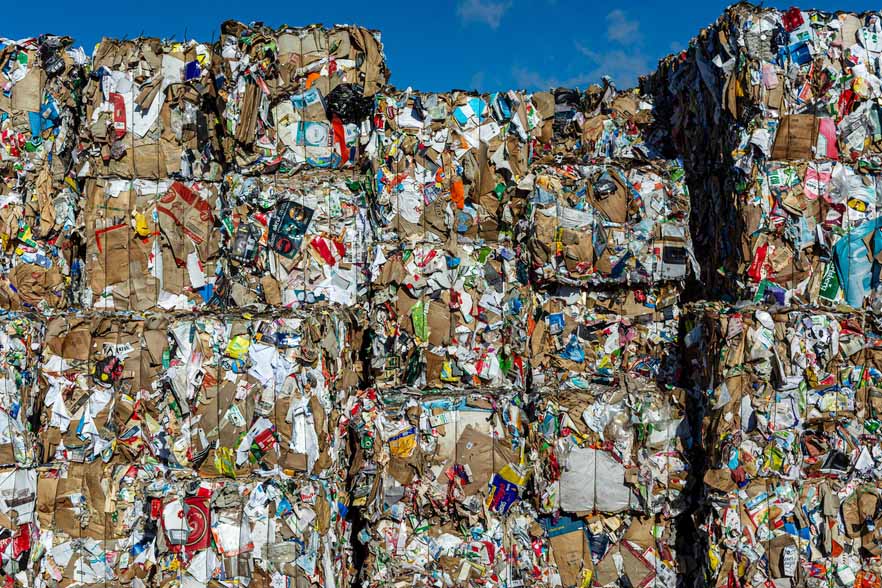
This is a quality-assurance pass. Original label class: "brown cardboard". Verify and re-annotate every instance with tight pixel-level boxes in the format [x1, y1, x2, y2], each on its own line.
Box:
[549, 530, 591, 587]
[771, 115, 817, 160]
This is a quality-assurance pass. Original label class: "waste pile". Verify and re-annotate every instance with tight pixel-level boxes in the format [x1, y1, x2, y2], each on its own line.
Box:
[218, 21, 388, 175]
[683, 302, 882, 588]
[517, 83, 696, 586]
[221, 171, 372, 310]
[342, 389, 553, 587]
[525, 281, 691, 588]
[13, 4, 882, 587]
[353, 86, 541, 584]
[24, 309, 362, 587]
[336, 76, 698, 586]
[647, 4, 882, 309]
[644, 5, 882, 588]
[82, 177, 223, 311]
[0, 35, 86, 312]
[527, 161, 693, 286]
[78, 38, 224, 180]
[0, 24, 380, 588]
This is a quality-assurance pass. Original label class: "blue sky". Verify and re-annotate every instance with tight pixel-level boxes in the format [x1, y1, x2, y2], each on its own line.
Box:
[4, 0, 880, 92]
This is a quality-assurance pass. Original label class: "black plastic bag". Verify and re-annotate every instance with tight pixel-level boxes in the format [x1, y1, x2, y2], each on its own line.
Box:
[326, 83, 374, 124]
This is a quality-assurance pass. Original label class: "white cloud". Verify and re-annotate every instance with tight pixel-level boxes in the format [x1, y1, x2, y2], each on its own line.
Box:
[510, 8, 651, 91]
[470, 71, 486, 90]
[605, 9, 641, 44]
[512, 66, 595, 91]
[512, 66, 553, 89]
[457, 0, 512, 29]
[513, 41, 651, 91]
[575, 43, 651, 88]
